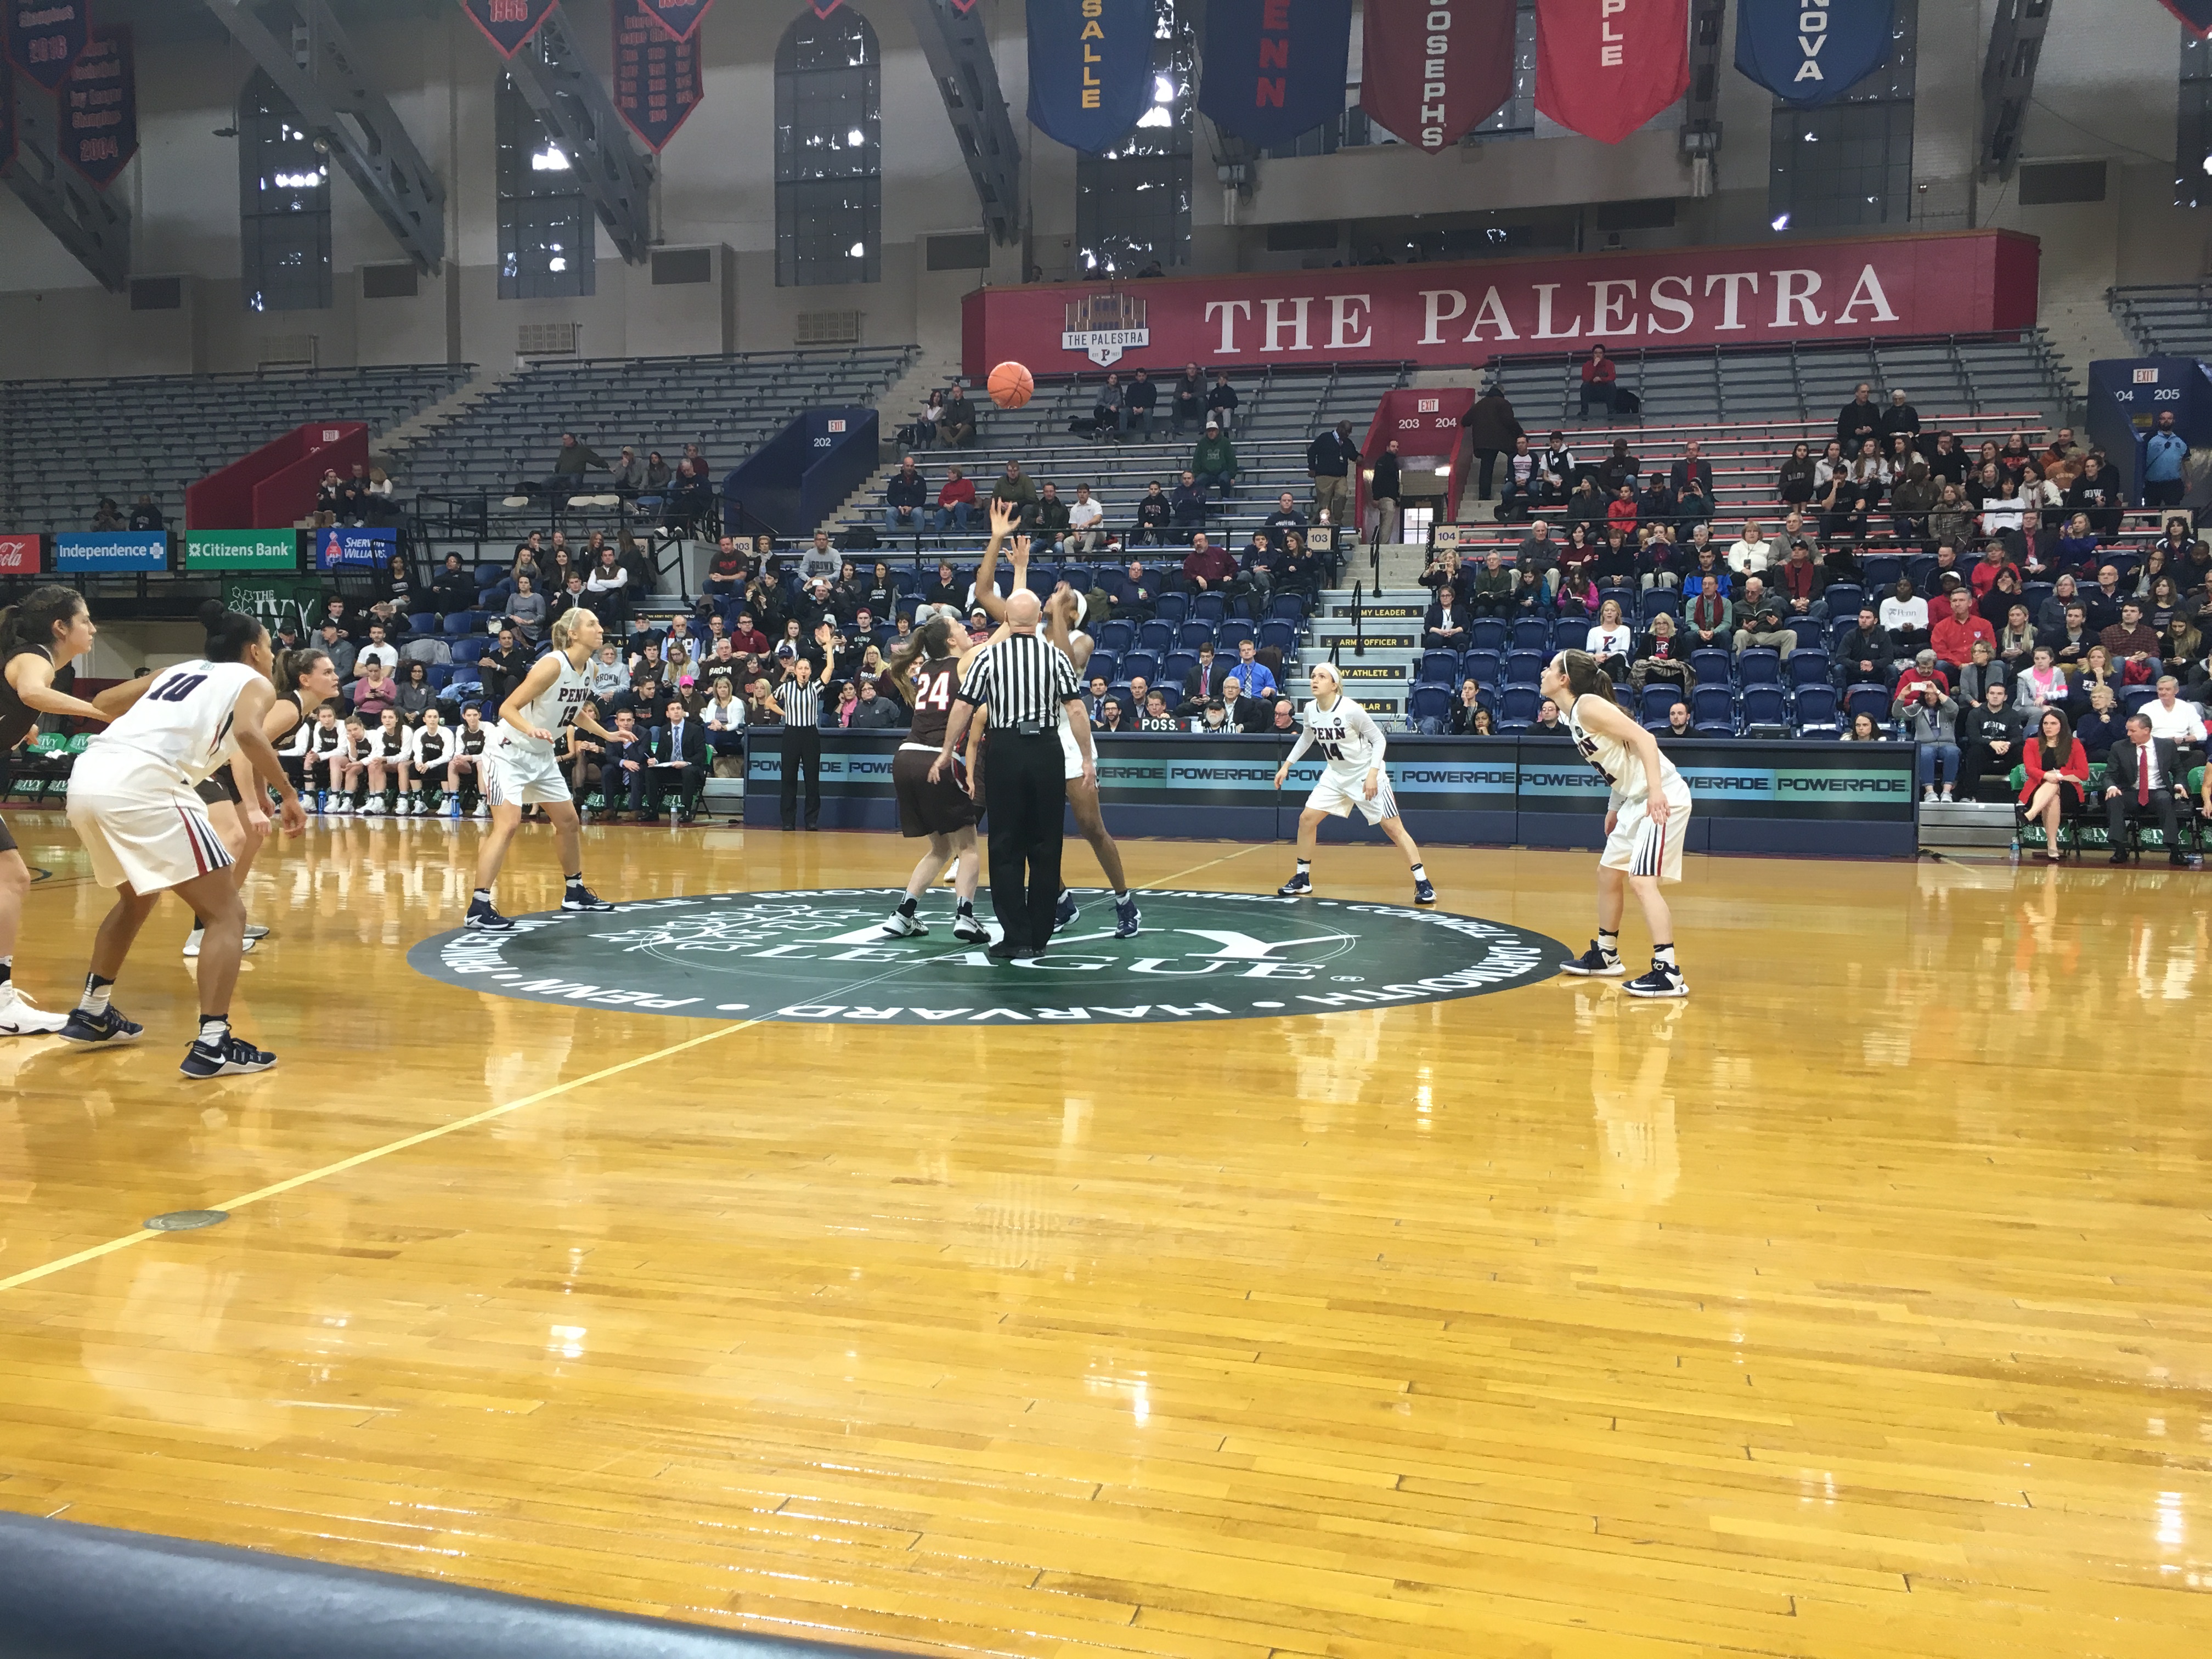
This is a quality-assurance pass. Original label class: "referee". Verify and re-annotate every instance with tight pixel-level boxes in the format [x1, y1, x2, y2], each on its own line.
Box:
[771, 656, 823, 830]
[933, 590, 1092, 960]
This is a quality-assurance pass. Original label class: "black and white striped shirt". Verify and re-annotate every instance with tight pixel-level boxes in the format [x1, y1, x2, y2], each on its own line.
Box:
[777, 673, 822, 728]
[957, 632, 1080, 730]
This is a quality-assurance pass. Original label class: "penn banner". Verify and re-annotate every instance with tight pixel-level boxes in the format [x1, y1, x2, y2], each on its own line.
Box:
[8, 0, 86, 92]
[63, 25, 136, 188]
[1025, 0, 1155, 156]
[457, 0, 557, 58]
[1534, 0, 1688, 145]
[639, 0, 713, 41]
[615, 0, 703, 153]
[1197, 0, 1354, 148]
[1736, 0, 1893, 106]
[1359, 0, 1516, 152]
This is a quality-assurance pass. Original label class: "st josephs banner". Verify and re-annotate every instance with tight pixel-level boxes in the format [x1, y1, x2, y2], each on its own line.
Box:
[1026, 0, 1155, 155]
[614, 0, 703, 152]
[1359, 0, 1516, 152]
[1736, 0, 1894, 107]
[7, 0, 87, 92]
[1197, 0, 1353, 148]
[457, 0, 556, 58]
[64, 24, 136, 188]
[1534, 0, 1688, 144]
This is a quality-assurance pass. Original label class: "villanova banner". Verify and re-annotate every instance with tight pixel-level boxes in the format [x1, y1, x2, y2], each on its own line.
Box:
[63, 25, 136, 188]
[639, 0, 713, 41]
[7, 0, 86, 92]
[615, 0, 704, 152]
[1359, 0, 1517, 152]
[2159, 0, 2212, 35]
[1534, 0, 1688, 144]
[1198, 0, 1353, 148]
[456, 0, 557, 58]
[1026, 0, 1156, 155]
[1735, 0, 1893, 106]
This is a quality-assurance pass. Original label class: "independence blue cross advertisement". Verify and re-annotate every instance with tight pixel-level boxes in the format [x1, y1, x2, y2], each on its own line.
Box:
[53, 531, 166, 571]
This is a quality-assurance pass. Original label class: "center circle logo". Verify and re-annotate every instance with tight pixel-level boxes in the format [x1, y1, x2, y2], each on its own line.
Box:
[407, 889, 1570, 1026]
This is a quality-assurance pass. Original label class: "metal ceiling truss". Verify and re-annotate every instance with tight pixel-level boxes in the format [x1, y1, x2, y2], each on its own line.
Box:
[202, 0, 448, 272]
[1, 65, 132, 292]
[902, 0, 1022, 245]
[1979, 0, 2051, 181]
[506, 3, 656, 267]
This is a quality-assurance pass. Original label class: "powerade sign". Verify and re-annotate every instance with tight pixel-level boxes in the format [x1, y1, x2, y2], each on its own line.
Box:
[53, 531, 165, 571]
[315, 526, 397, 570]
[185, 531, 298, 572]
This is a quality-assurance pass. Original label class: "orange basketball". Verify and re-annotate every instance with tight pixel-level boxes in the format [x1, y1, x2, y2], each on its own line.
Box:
[988, 360, 1034, 410]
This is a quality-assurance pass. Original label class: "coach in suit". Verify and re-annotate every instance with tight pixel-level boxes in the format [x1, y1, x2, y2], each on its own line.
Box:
[2101, 714, 2192, 866]
[646, 696, 708, 821]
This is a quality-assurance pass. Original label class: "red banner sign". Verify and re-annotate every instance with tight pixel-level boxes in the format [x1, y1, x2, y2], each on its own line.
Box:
[64, 25, 136, 188]
[614, 0, 703, 152]
[1360, 0, 1515, 151]
[961, 231, 2040, 379]
[0, 534, 41, 575]
[1534, 0, 1688, 144]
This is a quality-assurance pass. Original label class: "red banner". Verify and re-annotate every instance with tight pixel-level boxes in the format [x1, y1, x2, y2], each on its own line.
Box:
[1360, 0, 1515, 152]
[1534, 0, 1688, 144]
[961, 230, 2041, 378]
[64, 25, 136, 188]
[615, 0, 704, 153]
[0, 534, 41, 575]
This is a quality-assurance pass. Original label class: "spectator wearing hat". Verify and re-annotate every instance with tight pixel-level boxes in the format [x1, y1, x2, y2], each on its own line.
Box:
[1193, 420, 1239, 499]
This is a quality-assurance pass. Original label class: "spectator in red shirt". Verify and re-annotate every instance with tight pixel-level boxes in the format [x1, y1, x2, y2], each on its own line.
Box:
[1968, 541, 2016, 599]
[1579, 344, 1617, 416]
[2100, 600, 2162, 680]
[933, 465, 977, 538]
[1606, 484, 1639, 537]
[727, 611, 769, 656]
[1181, 533, 1235, 593]
[2019, 706, 2089, 861]
[1931, 588, 1996, 675]
[1894, 650, 1949, 701]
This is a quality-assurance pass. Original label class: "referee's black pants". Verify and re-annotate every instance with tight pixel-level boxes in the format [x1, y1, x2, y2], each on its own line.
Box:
[781, 727, 822, 830]
[983, 732, 1065, 950]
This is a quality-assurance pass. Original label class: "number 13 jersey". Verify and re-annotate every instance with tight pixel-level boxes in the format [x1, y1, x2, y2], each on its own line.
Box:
[88, 659, 264, 788]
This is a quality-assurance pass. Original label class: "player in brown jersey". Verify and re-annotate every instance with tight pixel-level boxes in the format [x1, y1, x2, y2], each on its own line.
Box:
[881, 615, 989, 941]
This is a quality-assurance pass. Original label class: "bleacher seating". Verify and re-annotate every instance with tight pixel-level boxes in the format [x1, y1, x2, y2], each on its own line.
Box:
[2108, 284, 2212, 359]
[0, 365, 474, 532]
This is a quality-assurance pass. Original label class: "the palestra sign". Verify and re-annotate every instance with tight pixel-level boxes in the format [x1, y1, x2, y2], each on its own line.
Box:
[963, 229, 2040, 378]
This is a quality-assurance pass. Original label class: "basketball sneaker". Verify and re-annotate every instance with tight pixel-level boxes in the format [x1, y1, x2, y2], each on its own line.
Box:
[1053, 889, 1081, 933]
[58, 1006, 143, 1045]
[1623, 959, 1689, 999]
[1413, 878, 1438, 905]
[0, 984, 69, 1036]
[180, 1034, 277, 1079]
[363, 798, 384, 815]
[951, 907, 990, 944]
[464, 898, 514, 932]
[472, 804, 489, 820]
[1114, 894, 1142, 938]
[182, 930, 257, 959]
[562, 884, 614, 912]
[1559, 940, 1625, 977]
[1276, 871, 1313, 897]
[882, 904, 928, 938]
[244, 924, 270, 941]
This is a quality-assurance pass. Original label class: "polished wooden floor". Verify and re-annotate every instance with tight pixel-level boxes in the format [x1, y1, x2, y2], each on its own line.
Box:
[2, 805, 2210, 1658]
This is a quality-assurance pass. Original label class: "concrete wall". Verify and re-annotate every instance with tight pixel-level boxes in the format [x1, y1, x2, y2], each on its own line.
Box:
[2, 0, 2210, 381]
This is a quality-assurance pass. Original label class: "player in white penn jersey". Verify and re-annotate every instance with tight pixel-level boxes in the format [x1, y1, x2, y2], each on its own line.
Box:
[59, 602, 307, 1077]
[1543, 650, 1692, 998]
[1272, 663, 1436, 905]
[466, 606, 618, 930]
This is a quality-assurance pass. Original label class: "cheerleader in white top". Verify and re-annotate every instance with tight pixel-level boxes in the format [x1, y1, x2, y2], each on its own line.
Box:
[1543, 649, 1692, 998]
[1272, 663, 1436, 905]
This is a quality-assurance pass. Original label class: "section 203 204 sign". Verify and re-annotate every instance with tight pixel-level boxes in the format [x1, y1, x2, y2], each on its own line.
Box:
[408, 888, 1568, 1027]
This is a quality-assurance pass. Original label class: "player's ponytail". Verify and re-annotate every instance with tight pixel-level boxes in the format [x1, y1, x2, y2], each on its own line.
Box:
[274, 646, 330, 692]
[0, 584, 89, 658]
[1554, 648, 1615, 706]
[198, 601, 266, 663]
[549, 606, 596, 652]
[883, 616, 956, 704]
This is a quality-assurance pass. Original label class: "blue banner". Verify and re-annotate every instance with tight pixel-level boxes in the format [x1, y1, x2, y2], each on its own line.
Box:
[2162, 1, 2212, 39]
[1026, 0, 1156, 156]
[54, 532, 167, 572]
[7, 0, 86, 93]
[314, 526, 396, 571]
[1735, 0, 1895, 108]
[456, 0, 556, 58]
[1197, 0, 1351, 148]
[64, 26, 136, 189]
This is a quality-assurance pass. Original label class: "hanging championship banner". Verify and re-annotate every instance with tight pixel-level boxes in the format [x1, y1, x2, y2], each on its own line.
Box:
[458, 0, 557, 58]
[1359, 0, 1516, 152]
[1026, 0, 1156, 156]
[640, 0, 712, 41]
[1, 47, 14, 173]
[2158, 0, 2212, 35]
[810, 0, 843, 16]
[615, 0, 703, 153]
[1534, 0, 1688, 144]
[8, 0, 87, 92]
[1197, 0, 1353, 148]
[1735, 0, 1893, 106]
[64, 25, 136, 188]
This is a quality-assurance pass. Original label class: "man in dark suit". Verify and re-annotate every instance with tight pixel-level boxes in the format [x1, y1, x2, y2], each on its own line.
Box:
[601, 709, 651, 817]
[1220, 675, 1270, 733]
[1667, 439, 1714, 503]
[2102, 713, 2192, 865]
[646, 696, 708, 822]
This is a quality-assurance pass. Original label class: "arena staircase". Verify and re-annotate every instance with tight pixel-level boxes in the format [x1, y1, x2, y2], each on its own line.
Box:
[2108, 283, 2212, 359]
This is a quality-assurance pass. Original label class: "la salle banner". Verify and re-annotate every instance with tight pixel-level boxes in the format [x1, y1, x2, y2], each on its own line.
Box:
[614, 0, 703, 153]
[1026, 0, 1156, 155]
[961, 230, 2041, 377]
[1534, 0, 1688, 144]
[7, 0, 85, 91]
[1197, 0, 1353, 148]
[1359, 0, 1516, 152]
[63, 25, 136, 188]
[1736, 0, 1894, 107]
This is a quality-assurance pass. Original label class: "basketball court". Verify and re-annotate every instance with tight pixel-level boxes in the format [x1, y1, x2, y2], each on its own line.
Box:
[4, 812, 2208, 1658]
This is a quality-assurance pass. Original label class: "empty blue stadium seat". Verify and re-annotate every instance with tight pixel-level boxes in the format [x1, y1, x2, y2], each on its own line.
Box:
[1136, 619, 1175, 654]
[1503, 650, 1545, 687]
[1741, 685, 1790, 729]
[1640, 589, 1681, 623]
[1466, 618, 1508, 654]
[1086, 652, 1118, 687]
[1641, 683, 1687, 723]
[1267, 593, 1307, 623]
[473, 564, 504, 589]
[1788, 649, 1831, 687]
[1154, 593, 1189, 625]
[1553, 618, 1590, 652]
[1120, 651, 1158, 687]
[1417, 651, 1458, 686]
[1160, 651, 1197, 689]
[1498, 686, 1541, 729]
[2123, 684, 2157, 718]
[425, 663, 456, 690]
[1256, 619, 1299, 654]
[1598, 585, 1634, 617]
[407, 612, 438, 635]
[1691, 684, 1735, 727]
[1176, 621, 1214, 651]
[1462, 650, 1502, 687]
[1737, 648, 1783, 687]
[442, 611, 480, 636]
[1407, 685, 1452, 731]
[1793, 684, 1840, 731]
[1217, 619, 1255, 653]
[1822, 583, 1864, 619]
[1510, 617, 1552, 651]
[1858, 555, 1903, 591]
[1094, 619, 1135, 654]
[1844, 682, 1891, 725]
[1190, 592, 1227, 625]
[1689, 648, 1733, 685]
